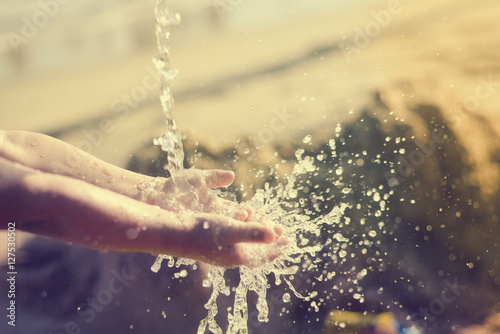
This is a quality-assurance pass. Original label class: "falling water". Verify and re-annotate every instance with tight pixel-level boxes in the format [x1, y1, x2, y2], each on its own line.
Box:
[149, 2, 393, 334]
[152, 0, 184, 172]
[149, 0, 192, 275]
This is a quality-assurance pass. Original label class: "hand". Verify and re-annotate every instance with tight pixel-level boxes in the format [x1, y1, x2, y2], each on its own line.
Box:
[0, 130, 289, 268]
[134, 168, 289, 268]
[138, 169, 252, 220]
[160, 213, 287, 268]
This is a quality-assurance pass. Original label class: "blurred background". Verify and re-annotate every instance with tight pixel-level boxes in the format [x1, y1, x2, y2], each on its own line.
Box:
[1, 0, 500, 333]
[1, 0, 377, 167]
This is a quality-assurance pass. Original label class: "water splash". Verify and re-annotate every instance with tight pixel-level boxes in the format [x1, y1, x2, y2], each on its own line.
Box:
[190, 126, 396, 333]
[149, 2, 393, 333]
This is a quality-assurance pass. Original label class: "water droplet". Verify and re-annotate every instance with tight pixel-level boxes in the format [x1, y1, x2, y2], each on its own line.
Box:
[328, 139, 336, 149]
[126, 228, 138, 240]
[258, 314, 267, 322]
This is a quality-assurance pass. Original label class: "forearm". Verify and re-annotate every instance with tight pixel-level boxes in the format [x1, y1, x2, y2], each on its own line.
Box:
[0, 130, 150, 199]
[0, 157, 39, 224]
[7, 169, 182, 254]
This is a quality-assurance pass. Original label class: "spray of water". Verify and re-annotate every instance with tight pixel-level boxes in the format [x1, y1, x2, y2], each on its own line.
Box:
[149, 3, 393, 333]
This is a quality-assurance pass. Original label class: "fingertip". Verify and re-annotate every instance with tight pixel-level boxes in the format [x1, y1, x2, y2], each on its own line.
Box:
[235, 205, 253, 222]
[276, 235, 290, 246]
[260, 227, 276, 244]
[273, 225, 284, 237]
[207, 170, 235, 188]
[246, 226, 275, 244]
[244, 206, 253, 221]
[232, 208, 249, 221]
[218, 170, 235, 186]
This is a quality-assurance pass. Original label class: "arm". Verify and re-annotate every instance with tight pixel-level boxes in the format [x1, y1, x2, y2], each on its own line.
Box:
[0, 157, 282, 268]
[0, 130, 148, 199]
[0, 130, 252, 220]
[0, 131, 286, 268]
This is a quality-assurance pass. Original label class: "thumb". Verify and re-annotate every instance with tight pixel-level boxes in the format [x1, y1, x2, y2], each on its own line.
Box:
[203, 170, 235, 188]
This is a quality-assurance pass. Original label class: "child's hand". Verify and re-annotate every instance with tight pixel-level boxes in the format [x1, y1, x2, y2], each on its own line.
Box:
[0, 130, 288, 268]
[134, 168, 289, 268]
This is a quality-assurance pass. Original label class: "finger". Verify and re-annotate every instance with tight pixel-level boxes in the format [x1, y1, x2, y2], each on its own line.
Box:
[273, 225, 284, 237]
[204, 170, 235, 188]
[206, 235, 290, 268]
[219, 220, 275, 245]
[231, 207, 249, 221]
[242, 205, 253, 222]
[275, 235, 290, 246]
[210, 198, 251, 221]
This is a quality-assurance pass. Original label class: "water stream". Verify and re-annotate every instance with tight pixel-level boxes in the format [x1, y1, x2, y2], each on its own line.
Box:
[151, 0, 184, 172]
